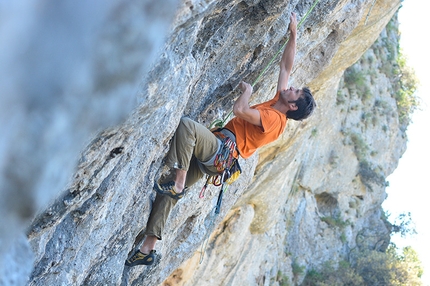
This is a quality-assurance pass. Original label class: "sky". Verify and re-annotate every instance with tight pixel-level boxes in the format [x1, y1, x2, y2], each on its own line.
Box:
[381, 1, 430, 284]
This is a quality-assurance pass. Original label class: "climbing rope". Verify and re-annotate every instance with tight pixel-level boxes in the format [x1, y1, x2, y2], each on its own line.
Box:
[209, 0, 321, 129]
[365, 0, 378, 25]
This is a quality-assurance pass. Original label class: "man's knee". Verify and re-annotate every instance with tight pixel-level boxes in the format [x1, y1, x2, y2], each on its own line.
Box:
[179, 117, 193, 128]
[177, 117, 197, 135]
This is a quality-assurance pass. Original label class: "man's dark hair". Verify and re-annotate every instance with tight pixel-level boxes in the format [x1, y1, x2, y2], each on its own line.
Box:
[286, 87, 316, 121]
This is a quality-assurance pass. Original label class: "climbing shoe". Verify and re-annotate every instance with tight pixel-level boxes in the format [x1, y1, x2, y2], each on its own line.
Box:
[125, 250, 156, 267]
[154, 181, 188, 200]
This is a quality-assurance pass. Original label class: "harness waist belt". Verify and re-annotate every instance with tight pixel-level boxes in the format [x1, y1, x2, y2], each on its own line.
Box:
[218, 128, 236, 143]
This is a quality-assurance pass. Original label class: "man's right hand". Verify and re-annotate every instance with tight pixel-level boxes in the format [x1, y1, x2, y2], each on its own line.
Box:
[277, 12, 297, 91]
[239, 81, 252, 93]
[288, 12, 297, 35]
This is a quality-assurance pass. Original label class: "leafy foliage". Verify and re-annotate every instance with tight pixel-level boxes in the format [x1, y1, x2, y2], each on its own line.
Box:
[302, 246, 423, 286]
[393, 51, 419, 129]
[292, 261, 305, 277]
[356, 246, 423, 286]
[302, 260, 363, 286]
[321, 215, 349, 229]
[276, 270, 291, 286]
[390, 212, 417, 238]
[344, 67, 366, 87]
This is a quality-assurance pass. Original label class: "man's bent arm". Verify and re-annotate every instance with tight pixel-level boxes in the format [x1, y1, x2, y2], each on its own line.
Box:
[233, 81, 262, 126]
[276, 12, 297, 92]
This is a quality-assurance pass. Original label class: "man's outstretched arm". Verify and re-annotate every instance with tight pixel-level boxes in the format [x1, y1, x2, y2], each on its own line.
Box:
[276, 12, 297, 92]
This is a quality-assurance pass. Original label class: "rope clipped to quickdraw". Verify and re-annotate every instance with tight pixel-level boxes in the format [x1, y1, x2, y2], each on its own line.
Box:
[209, 0, 321, 130]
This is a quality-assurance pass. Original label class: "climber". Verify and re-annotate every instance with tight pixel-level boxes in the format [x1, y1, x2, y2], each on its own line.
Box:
[125, 12, 316, 267]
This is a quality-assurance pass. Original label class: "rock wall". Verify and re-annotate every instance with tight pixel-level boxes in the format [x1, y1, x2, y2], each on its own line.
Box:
[179, 10, 405, 286]
[0, 0, 404, 285]
[0, 0, 180, 284]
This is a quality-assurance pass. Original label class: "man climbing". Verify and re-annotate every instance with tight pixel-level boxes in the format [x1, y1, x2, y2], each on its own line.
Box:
[125, 12, 316, 267]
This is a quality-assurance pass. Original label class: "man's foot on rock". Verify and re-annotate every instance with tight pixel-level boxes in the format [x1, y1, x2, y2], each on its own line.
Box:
[154, 181, 188, 200]
[125, 250, 156, 267]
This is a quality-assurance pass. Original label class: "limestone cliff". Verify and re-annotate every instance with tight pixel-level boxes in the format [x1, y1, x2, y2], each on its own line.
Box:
[0, 0, 404, 285]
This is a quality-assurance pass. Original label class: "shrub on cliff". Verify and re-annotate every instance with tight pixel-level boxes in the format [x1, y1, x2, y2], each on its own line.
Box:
[303, 245, 423, 286]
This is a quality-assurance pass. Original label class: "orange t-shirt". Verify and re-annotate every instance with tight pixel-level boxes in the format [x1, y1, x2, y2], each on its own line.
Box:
[224, 91, 287, 159]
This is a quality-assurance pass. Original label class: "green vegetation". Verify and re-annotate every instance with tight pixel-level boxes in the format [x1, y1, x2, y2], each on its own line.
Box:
[303, 212, 422, 285]
[311, 128, 318, 137]
[336, 89, 346, 105]
[338, 15, 419, 132]
[342, 66, 373, 104]
[344, 68, 366, 87]
[292, 261, 305, 277]
[394, 51, 419, 129]
[276, 271, 290, 286]
[349, 132, 368, 161]
[302, 260, 363, 286]
[346, 68, 366, 101]
[388, 212, 417, 238]
[344, 132, 386, 188]
[358, 246, 423, 285]
[340, 232, 347, 243]
[295, 14, 423, 286]
[376, 19, 419, 130]
[328, 150, 338, 168]
[321, 214, 349, 229]
[361, 85, 372, 102]
[302, 246, 424, 285]
[358, 160, 386, 188]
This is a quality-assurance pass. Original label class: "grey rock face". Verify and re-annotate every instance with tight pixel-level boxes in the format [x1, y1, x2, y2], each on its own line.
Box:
[0, 0, 179, 285]
[0, 0, 403, 285]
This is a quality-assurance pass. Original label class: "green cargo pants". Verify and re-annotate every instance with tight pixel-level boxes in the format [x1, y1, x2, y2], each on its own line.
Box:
[145, 117, 221, 240]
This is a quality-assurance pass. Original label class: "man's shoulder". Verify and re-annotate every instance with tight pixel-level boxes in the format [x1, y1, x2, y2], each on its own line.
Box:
[254, 97, 277, 109]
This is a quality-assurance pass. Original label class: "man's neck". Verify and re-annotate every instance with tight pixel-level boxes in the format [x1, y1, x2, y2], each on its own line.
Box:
[272, 100, 289, 114]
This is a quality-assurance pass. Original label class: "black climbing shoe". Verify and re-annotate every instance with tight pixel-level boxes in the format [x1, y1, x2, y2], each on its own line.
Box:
[154, 181, 188, 200]
[125, 250, 156, 267]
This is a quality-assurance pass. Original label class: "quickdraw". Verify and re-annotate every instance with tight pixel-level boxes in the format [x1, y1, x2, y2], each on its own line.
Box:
[214, 137, 236, 172]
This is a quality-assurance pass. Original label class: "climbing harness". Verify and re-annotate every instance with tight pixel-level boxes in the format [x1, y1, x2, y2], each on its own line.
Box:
[199, 130, 242, 208]
[199, 134, 240, 188]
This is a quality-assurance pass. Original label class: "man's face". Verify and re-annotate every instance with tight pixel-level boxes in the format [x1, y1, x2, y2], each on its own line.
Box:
[281, 86, 302, 103]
